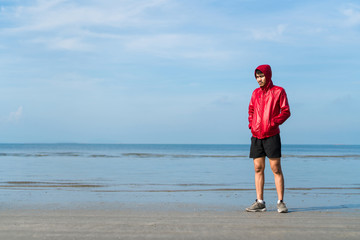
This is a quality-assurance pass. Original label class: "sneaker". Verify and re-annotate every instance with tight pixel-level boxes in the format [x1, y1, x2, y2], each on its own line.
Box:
[277, 201, 288, 213]
[246, 200, 266, 212]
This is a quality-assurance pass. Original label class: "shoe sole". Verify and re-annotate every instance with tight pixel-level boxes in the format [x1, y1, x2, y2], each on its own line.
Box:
[246, 208, 267, 212]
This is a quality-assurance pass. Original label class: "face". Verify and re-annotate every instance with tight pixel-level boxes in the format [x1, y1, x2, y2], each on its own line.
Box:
[255, 73, 266, 87]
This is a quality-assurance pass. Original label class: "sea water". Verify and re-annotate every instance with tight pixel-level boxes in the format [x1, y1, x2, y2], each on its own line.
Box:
[0, 144, 359, 212]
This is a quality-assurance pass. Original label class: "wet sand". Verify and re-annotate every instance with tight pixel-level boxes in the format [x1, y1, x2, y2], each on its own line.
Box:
[1, 208, 359, 240]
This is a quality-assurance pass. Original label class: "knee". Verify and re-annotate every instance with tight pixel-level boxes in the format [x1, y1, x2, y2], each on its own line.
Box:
[254, 165, 265, 174]
[271, 165, 282, 175]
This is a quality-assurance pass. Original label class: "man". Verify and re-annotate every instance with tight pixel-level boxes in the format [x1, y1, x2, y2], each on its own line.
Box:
[246, 64, 291, 213]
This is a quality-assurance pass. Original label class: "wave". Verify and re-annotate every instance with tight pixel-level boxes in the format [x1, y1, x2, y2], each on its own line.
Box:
[122, 153, 249, 158]
[1, 181, 360, 193]
[0, 152, 248, 158]
[1, 181, 104, 188]
[0, 152, 359, 159]
[283, 155, 360, 158]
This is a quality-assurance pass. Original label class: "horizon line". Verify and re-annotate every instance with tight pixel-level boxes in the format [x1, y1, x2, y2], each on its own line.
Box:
[0, 143, 359, 146]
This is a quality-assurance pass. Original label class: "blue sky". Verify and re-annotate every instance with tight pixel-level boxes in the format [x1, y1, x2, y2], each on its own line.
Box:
[0, 0, 359, 144]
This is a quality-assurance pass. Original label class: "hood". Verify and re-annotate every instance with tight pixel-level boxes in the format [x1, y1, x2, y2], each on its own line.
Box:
[255, 64, 273, 90]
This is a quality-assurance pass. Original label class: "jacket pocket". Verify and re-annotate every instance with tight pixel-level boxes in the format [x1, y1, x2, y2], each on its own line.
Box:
[269, 119, 278, 131]
[270, 119, 276, 127]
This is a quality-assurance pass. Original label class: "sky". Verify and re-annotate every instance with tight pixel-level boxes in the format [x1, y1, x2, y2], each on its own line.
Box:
[0, 0, 360, 144]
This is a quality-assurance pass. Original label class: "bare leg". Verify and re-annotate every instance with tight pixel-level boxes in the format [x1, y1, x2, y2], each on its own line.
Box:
[269, 158, 284, 201]
[253, 157, 266, 200]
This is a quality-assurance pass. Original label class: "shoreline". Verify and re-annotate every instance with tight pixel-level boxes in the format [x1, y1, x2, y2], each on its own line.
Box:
[1, 187, 359, 213]
[1, 208, 359, 240]
[2, 200, 360, 213]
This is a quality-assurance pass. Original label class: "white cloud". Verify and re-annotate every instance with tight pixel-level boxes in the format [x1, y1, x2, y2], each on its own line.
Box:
[2, 0, 359, 61]
[2, 0, 195, 54]
[251, 24, 287, 41]
[341, 4, 360, 26]
[32, 37, 92, 51]
[8, 106, 23, 122]
[211, 96, 234, 106]
[8, 0, 172, 33]
[124, 34, 232, 60]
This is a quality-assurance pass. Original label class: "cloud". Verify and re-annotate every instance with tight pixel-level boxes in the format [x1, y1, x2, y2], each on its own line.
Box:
[6, 0, 171, 33]
[1, 0, 359, 62]
[32, 37, 92, 51]
[8, 106, 23, 122]
[251, 24, 287, 41]
[124, 34, 232, 60]
[341, 4, 360, 26]
[211, 96, 234, 106]
[244, 2, 360, 45]
[2, 0, 207, 54]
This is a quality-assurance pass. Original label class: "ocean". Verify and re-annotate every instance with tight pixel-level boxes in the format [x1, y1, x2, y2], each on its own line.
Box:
[0, 144, 359, 212]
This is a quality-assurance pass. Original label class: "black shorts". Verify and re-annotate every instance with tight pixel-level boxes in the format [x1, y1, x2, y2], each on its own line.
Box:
[249, 134, 282, 158]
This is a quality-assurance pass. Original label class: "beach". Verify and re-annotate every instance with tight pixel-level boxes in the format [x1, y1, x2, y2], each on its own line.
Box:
[1, 207, 360, 240]
[1, 144, 360, 239]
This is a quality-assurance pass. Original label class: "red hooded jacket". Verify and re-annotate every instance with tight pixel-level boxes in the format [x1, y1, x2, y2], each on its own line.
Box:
[248, 64, 291, 139]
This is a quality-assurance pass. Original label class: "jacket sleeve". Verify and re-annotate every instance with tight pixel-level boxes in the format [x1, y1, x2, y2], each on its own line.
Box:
[248, 91, 256, 129]
[273, 89, 291, 125]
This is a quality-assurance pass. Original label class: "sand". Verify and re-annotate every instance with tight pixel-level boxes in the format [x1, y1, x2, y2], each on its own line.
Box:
[0, 209, 359, 240]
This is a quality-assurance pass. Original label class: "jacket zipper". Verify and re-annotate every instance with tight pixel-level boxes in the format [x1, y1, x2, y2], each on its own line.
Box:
[259, 91, 265, 137]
